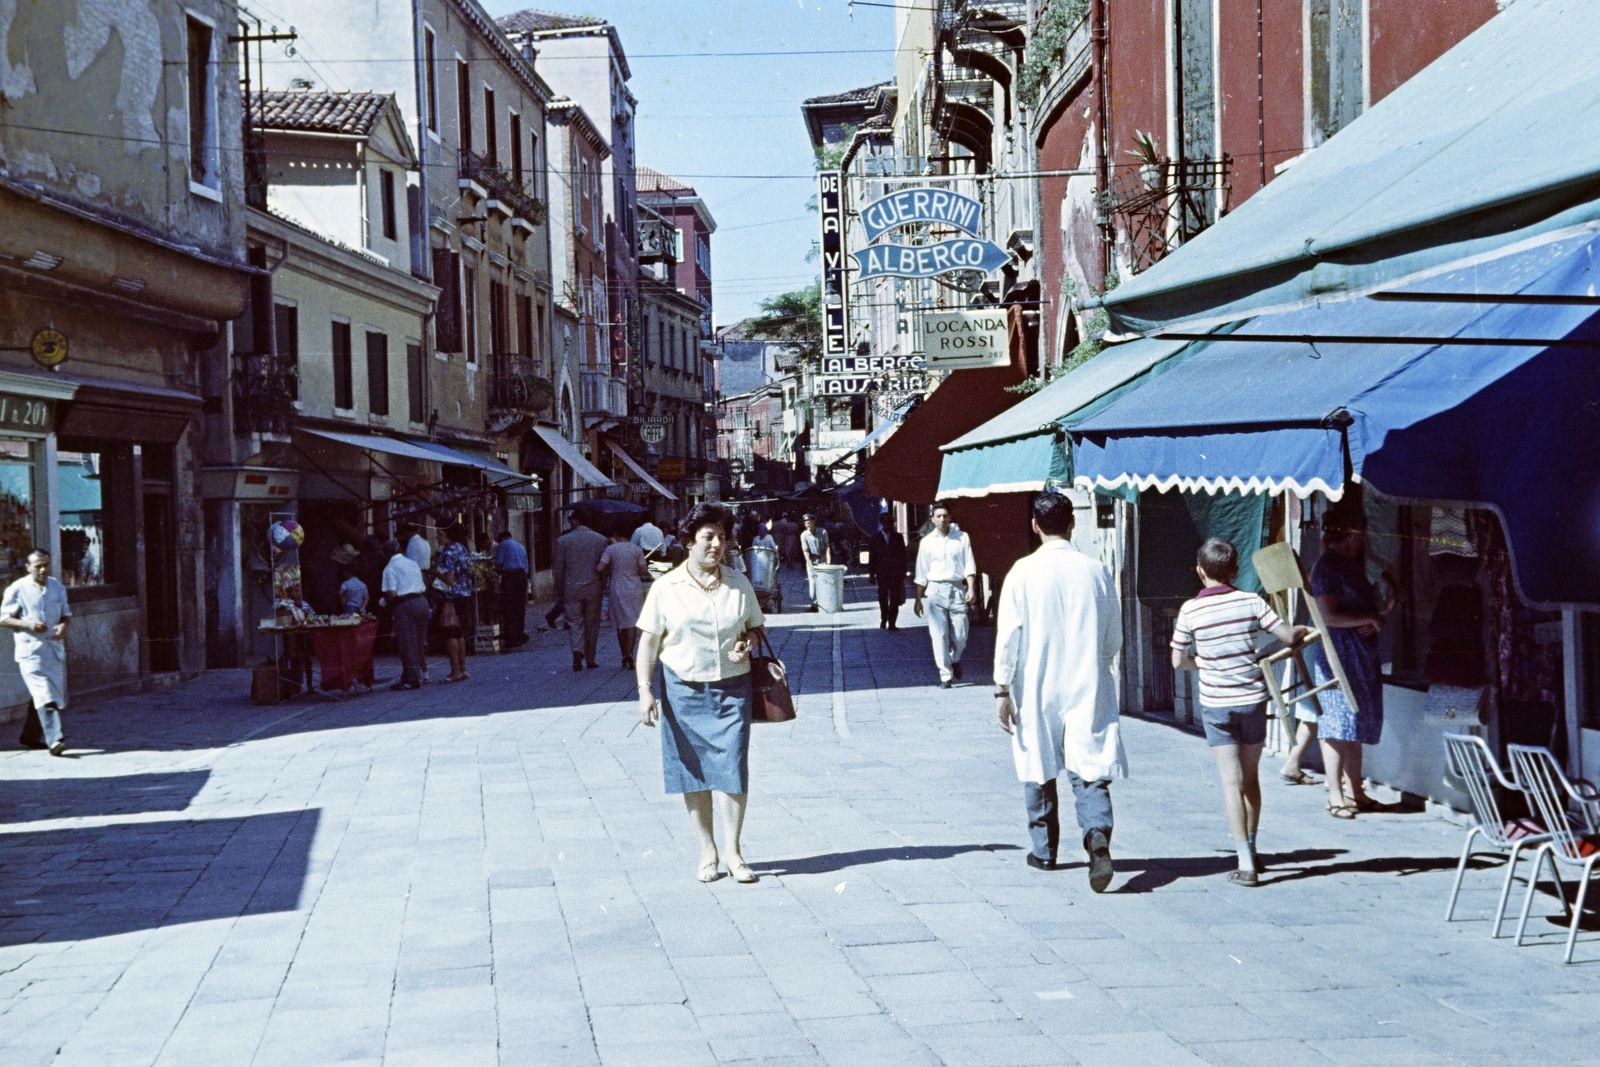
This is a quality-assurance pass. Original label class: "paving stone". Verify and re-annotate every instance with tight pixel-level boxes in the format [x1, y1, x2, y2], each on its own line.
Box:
[1, 572, 1587, 1067]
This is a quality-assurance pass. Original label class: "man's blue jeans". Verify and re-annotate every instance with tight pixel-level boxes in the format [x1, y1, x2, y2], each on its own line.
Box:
[1024, 773, 1113, 863]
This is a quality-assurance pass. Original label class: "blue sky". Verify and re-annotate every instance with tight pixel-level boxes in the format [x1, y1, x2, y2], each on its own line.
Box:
[482, 0, 899, 324]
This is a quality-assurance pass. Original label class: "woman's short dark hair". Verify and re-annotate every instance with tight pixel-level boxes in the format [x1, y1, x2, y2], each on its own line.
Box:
[1322, 501, 1366, 543]
[681, 502, 735, 543]
[1196, 538, 1240, 582]
[1031, 491, 1075, 536]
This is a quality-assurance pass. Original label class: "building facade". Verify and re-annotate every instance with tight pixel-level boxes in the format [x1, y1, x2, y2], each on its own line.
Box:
[0, 0, 252, 706]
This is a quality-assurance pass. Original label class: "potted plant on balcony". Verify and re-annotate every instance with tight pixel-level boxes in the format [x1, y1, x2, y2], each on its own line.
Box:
[1129, 130, 1164, 191]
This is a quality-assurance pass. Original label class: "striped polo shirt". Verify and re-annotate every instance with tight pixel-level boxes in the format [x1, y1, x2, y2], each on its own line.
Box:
[1172, 585, 1284, 707]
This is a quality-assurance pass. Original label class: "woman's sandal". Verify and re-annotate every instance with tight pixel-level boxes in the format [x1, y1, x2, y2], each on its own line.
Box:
[697, 860, 723, 883]
[1280, 770, 1317, 785]
[729, 861, 758, 884]
[1326, 801, 1357, 819]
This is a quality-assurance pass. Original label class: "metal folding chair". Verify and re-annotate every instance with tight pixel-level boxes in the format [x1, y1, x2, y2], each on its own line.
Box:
[1441, 733, 1552, 935]
[1250, 542, 1358, 723]
[1509, 745, 1600, 963]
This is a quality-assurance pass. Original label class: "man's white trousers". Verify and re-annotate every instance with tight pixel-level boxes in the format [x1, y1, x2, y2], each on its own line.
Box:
[924, 580, 969, 682]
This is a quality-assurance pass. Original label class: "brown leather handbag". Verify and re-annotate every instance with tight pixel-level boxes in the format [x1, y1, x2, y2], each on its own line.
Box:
[750, 630, 795, 723]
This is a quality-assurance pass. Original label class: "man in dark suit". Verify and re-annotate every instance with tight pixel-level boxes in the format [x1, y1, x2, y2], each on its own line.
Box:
[553, 513, 609, 670]
[867, 516, 909, 630]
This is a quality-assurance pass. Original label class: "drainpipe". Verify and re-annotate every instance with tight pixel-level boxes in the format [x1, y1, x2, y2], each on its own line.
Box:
[1091, 0, 1110, 283]
[411, 0, 432, 287]
[1256, 0, 1267, 187]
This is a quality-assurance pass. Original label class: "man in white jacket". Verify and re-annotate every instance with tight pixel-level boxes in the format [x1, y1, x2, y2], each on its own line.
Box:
[994, 491, 1124, 891]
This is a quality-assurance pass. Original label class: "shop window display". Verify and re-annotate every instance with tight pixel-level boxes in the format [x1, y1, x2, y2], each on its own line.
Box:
[0, 440, 34, 582]
[58, 451, 107, 587]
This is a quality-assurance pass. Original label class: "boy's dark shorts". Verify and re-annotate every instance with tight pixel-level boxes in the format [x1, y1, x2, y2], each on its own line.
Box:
[1200, 701, 1269, 747]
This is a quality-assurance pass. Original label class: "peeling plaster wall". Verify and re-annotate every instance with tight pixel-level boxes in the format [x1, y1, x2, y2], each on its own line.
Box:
[0, 0, 243, 260]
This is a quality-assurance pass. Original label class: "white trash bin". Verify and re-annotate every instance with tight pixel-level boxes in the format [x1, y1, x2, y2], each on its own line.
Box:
[813, 564, 847, 613]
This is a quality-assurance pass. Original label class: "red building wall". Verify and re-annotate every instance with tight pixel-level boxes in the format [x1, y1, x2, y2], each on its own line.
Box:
[1369, 0, 1498, 104]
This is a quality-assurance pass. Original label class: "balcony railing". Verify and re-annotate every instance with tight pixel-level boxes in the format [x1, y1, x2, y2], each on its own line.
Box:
[460, 150, 548, 226]
[488, 356, 554, 414]
[581, 370, 628, 418]
[233, 352, 297, 436]
[1096, 156, 1232, 274]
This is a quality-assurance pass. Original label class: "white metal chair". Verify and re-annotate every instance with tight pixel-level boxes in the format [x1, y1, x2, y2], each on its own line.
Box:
[1441, 733, 1552, 935]
[1509, 744, 1600, 963]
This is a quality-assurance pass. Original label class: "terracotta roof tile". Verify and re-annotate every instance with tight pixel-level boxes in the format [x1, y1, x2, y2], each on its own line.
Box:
[497, 8, 607, 33]
[638, 165, 695, 196]
[249, 90, 391, 136]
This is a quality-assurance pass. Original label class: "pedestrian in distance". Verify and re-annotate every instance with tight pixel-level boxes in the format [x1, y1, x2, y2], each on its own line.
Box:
[635, 503, 767, 884]
[493, 530, 530, 648]
[380, 540, 429, 690]
[773, 513, 800, 570]
[4, 550, 71, 756]
[597, 529, 650, 669]
[554, 512, 609, 670]
[867, 515, 908, 630]
[913, 502, 976, 687]
[433, 524, 474, 683]
[400, 521, 431, 573]
[994, 492, 1122, 891]
[800, 513, 831, 612]
[1171, 538, 1311, 886]
[337, 563, 369, 615]
[1309, 502, 1392, 818]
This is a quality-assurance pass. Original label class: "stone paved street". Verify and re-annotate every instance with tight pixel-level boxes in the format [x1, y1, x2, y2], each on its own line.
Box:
[2, 571, 1598, 1067]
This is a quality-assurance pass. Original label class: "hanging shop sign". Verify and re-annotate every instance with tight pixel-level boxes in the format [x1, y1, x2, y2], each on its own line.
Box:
[819, 354, 925, 377]
[639, 415, 668, 445]
[656, 456, 686, 482]
[818, 171, 850, 356]
[921, 309, 1011, 370]
[814, 372, 928, 396]
[860, 188, 983, 243]
[852, 238, 1009, 281]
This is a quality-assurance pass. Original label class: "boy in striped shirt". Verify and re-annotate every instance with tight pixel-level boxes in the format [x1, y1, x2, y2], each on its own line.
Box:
[1172, 538, 1308, 886]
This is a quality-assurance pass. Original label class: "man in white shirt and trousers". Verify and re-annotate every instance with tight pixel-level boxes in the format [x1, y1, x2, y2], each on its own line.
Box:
[381, 540, 430, 690]
[995, 492, 1124, 892]
[913, 502, 977, 688]
[3, 550, 72, 755]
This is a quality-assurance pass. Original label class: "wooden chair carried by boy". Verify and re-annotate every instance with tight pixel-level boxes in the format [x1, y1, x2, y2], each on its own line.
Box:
[1250, 541, 1359, 722]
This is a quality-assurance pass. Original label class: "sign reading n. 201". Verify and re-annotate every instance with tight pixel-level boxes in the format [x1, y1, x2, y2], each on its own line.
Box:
[0, 393, 53, 433]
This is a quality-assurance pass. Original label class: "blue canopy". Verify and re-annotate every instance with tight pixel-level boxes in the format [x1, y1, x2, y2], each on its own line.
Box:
[1072, 227, 1600, 606]
[934, 337, 1191, 498]
[1091, 0, 1600, 335]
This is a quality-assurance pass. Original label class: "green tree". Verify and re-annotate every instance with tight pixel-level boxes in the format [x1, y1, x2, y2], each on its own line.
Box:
[743, 282, 823, 362]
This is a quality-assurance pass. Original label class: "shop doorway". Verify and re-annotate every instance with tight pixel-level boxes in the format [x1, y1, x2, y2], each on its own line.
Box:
[143, 491, 180, 672]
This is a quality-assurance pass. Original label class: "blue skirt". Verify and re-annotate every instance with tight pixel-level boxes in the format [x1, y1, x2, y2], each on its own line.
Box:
[660, 665, 753, 794]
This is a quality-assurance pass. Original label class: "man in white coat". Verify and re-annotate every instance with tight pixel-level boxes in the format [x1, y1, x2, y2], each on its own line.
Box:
[995, 492, 1124, 891]
[3, 550, 72, 756]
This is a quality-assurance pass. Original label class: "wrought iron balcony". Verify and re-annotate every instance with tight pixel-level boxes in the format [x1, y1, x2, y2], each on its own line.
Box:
[581, 370, 628, 418]
[638, 214, 677, 263]
[488, 356, 554, 414]
[460, 150, 548, 226]
[232, 352, 297, 436]
[1096, 156, 1232, 274]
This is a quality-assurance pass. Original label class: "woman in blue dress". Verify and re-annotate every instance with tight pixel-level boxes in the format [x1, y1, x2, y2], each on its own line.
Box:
[636, 503, 767, 884]
[1310, 503, 1391, 818]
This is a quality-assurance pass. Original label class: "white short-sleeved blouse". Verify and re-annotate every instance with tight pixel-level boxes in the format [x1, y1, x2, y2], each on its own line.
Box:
[636, 564, 765, 681]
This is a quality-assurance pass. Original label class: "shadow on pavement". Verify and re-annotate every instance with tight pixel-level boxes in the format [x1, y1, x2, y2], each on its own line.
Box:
[1045, 848, 1346, 892]
[0, 808, 319, 946]
[2, 771, 211, 824]
[755, 843, 1022, 875]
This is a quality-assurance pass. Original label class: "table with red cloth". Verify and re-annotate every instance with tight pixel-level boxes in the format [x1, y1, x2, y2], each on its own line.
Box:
[308, 619, 378, 692]
[258, 619, 377, 697]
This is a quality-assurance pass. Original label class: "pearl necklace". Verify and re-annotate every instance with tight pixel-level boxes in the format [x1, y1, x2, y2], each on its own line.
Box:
[687, 564, 722, 593]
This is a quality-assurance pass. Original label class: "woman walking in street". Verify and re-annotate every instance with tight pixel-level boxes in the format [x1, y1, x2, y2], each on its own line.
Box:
[1310, 503, 1392, 818]
[598, 528, 650, 669]
[433, 524, 474, 683]
[636, 503, 767, 884]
